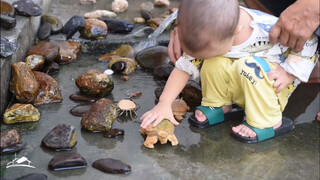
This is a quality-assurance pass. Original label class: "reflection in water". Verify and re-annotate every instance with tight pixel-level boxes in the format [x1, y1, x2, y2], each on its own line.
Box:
[80, 128, 121, 150]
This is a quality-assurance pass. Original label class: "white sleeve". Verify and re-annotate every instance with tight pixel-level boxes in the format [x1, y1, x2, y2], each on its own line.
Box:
[280, 34, 318, 82]
[175, 54, 200, 80]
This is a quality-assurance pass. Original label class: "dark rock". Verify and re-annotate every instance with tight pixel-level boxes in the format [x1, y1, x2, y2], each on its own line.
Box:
[0, 1, 15, 17]
[70, 104, 92, 117]
[80, 18, 108, 40]
[42, 124, 77, 150]
[25, 55, 45, 71]
[37, 22, 51, 40]
[12, 0, 43, 17]
[104, 129, 124, 138]
[111, 61, 126, 74]
[0, 14, 16, 29]
[154, 86, 164, 99]
[153, 64, 174, 80]
[135, 46, 169, 70]
[180, 80, 202, 106]
[48, 153, 87, 171]
[140, 10, 153, 21]
[92, 158, 131, 174]
[53, 41, 82, 64]
[81, 98, 117, 132]
[40, 61, 60, 75]
[75, 69, 114, 97]
[15, 173, 47, 180]
[27, 41, 60, 61]
[1, 142, 25, 155]
[10, 62, 39, 103]
[0, 37, 17, 57]
[0, 129, 21, 148]
[41, 15, 63, 34]
[3, 103, 40, 124]
[69, 93, 98, 103]
[62, 15, 85, 39]
[98, 18, 133, 34]
[33, 71, 63, 106]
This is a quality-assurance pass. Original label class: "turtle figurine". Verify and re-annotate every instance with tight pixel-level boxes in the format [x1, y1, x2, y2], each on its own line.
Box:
[140, 119, 178, 148]
[171, 98, 190, 121]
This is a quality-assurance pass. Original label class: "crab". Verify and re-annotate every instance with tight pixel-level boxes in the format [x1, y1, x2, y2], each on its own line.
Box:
[116, 99, 138, 118]
[172, 98, 190, 121]
[140, 119, 178, 149]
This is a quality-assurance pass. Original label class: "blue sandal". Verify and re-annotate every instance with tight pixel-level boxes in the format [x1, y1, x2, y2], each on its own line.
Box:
[188, 105, 244, 128]
[231, 117, 294, 143]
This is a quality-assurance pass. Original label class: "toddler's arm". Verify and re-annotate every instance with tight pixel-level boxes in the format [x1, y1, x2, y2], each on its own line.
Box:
[140, 68, 191, 128]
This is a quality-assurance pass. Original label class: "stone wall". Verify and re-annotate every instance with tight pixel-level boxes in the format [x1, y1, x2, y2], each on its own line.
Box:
[0, 0, 53, 117]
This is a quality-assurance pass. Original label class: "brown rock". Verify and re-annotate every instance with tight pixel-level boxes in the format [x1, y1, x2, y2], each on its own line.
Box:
[0, 129, 21, 148]
[80, 18, 108, 40]
[75, 69, 114, 97]
[81, 98, 117, 132]
[27, 41, 60, 61]
[0, 1, 15, 17]
[154, 0, 170, 7]
[3, 103, 40, 124]
[25, 55, 45, 71]
[147, 18, 164, 29]
[33, 71, 63, 106]
[53, 41, 82, 64]
[42, 124, 77, 150]
[10, 62, 39, 103]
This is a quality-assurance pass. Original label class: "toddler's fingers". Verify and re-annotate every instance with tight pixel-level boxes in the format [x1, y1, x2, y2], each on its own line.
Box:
[273, 79, 281, 89]
[268, 70, 278, 81]
[141, 113, 159, 128]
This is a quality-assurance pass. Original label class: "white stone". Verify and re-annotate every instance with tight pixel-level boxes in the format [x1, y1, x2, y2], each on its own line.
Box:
[84, 10, 117, 18]
[111, 0, 129, 13]
[104, 69, 114, 75]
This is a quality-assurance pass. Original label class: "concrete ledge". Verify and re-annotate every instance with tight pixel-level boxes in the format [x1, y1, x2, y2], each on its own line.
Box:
[0, 0, 53, 117]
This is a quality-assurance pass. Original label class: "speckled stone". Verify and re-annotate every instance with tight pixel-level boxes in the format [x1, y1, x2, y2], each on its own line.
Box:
[0, 129, 21, 148]
[80, 18, 108, 40]
[25, 55, 45, 71]
[42, 124, 77, 150]
[0, 37, 17, 57]
[3, 103, 40, 124]
[12, 0, 43, 17]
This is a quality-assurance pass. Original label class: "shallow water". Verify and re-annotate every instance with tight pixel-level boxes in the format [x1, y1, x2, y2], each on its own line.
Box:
[1, 54, 319, 180]
[1, 0, 320, 179]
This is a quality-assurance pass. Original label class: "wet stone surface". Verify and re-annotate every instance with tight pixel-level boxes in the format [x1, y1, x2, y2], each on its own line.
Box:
[41, 14, 63, 34]
[27, 42, 60, 61]
[70, 103, 92, 117]
[3, 103, 40, 124]
[98, 18, 133, 34]
[0, 1, 15, 17]
[53, 41, 82, 64]
[48, 153, 87, 171]
[12, 0, 43, 17]
[0, 14, 16, 30]
[40, 61, 60, 75]
[0, 37, 17, 57]
[81, 98, 117, 132]
[25, 55, 45, 71]
[69, 92, 98, 103]
[41, 124, 77, 150]
[37, 22, 51, 40]
[153, 63, 174, 80]
[0, 129, 21, 149]
[62, 15, 85, 39]
[10, 62, 39, 104]
[80, 18, 108, 40]
[135, 45, 169, 70]
[92, 158, 131, 174]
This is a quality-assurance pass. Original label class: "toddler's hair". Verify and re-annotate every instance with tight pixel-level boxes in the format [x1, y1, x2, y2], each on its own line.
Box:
[178, 0, 239, 52]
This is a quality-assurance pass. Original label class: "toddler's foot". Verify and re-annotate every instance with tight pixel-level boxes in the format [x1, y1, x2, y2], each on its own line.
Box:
[232, 121, 282, 138]
[195, 105, 232, 122]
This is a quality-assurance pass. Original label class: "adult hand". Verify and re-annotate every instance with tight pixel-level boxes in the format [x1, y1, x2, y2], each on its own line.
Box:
[268, 62, 296, 93]
[270, 0, 320, 52]
[168, 27, 182, 64]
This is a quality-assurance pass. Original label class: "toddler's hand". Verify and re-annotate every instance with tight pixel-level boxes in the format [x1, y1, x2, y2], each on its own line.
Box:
[268, 63, 296, 93]
[140, 101, 178, 129]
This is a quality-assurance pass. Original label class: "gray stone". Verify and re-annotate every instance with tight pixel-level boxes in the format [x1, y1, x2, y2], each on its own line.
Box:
[0, 37, 17, 57]
[12, 0, 43, 17]
[37, 22, 51, 40]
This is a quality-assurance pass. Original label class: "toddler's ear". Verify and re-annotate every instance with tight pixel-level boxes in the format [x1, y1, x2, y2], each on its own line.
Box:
[234, 24, 244, 35]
